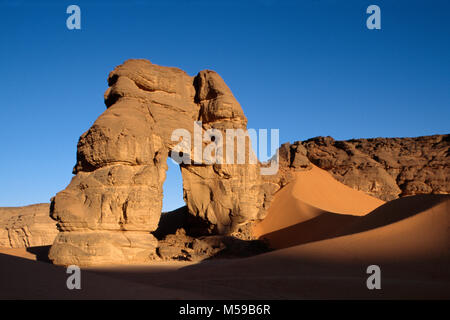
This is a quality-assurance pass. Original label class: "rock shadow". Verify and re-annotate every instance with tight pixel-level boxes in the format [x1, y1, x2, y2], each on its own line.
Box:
[26, 245, 52, 263]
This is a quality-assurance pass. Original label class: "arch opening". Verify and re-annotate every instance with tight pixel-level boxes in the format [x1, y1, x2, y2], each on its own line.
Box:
[162, 156, 185, 213]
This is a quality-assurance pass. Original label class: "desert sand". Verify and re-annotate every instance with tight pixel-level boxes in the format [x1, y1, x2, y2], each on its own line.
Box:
[1, 165, 448, 299]
[83, 193, 450, 299]
[0, 248, 39, 261]
[253, 164, 385, 242]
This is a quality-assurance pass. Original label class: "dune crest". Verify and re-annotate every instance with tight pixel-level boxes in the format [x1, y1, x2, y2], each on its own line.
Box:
[270, 195, 449, 264]
[253, 164, 384, 239]
[253, 161, 449, 266]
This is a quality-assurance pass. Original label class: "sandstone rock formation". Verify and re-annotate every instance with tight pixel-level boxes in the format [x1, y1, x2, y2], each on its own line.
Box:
[280, 134, 449, 201]
[151, 206, 269, 261]
[47, 58, 449, 266]
[155, 227, 268, 262]
[49, 59, 265, 266]
[0, 204, 57, 248]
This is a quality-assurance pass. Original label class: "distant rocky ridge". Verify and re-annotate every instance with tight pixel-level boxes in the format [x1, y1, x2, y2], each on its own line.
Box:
[277, 134, 449, 201]
[0, 204, 57, 248]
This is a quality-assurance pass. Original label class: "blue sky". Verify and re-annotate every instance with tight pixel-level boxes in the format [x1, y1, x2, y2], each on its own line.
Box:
[0, 0, 449, 211]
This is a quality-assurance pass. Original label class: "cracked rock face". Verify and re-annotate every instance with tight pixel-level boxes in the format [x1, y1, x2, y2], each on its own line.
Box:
[49, 59, 265, 266]
[263, 135, 449, 206]
[0, 204, 57, 248]
[294, 135, 449, 201]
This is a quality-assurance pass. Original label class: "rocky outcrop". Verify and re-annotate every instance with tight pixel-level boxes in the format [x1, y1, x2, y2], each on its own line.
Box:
[0, 204, 57, 248]
[155, 228, 269, 262]
[151, 206, 269, 261]
[49, 59, 266, 266]
[47, 58, 448, 266]
[280, 135, 449, 201]
[181, 70, 264, 234]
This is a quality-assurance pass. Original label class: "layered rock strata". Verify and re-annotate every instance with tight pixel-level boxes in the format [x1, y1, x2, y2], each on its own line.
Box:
[0, 204, 57, 248]
[280, 135, 449, 201]
[49, 59, 266, 266]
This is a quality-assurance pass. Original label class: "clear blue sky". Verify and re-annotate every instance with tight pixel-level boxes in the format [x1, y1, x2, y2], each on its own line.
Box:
[0, 0, 449, 211]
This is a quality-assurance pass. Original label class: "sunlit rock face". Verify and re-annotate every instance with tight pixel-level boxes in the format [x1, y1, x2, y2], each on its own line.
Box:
[299, 135, 449, 201]
[0, 204, 57, 248]
[49, 59, 269, 266]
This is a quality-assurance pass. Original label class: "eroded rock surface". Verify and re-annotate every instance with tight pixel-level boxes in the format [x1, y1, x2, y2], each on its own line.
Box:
[152, 206, 269, 261]
[48, 58, 448, 266]
[156, 228, 269, 262]
[0, 204, 57, 248]
[49, 59, 265, 266]
[282, 135, 449, 201]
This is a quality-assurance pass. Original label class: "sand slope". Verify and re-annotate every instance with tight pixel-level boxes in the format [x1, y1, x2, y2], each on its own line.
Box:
[0, 194, 448, 299]
[281, 194, 449, 264]
[253, 164, 384, 239]
[254, 163, 448, 255]
[0, 164, 448, 299]
[144, 195, 449, 299]
[85, 195, 449, 299]
[79, 194, 448, 299]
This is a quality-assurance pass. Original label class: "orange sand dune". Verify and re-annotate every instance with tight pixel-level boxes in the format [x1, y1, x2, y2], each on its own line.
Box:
[258, 181, 449, 251]
[282, 194, 450, 264]
[85, 195, 449, 299]
[145, 194, 448, 299]
[0, 194, 448, 299]
[257, 211, 357, 249]
[0, 164, 448, 299]
[253, 164, 384, 238]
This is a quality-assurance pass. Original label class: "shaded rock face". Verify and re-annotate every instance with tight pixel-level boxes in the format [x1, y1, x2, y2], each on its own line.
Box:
[0, 204, 57, 248]
[49, 60, 265, 266]
[152, 206, 269, 262]
[155, 228, 269, 262]
[284, 135, 449, 201]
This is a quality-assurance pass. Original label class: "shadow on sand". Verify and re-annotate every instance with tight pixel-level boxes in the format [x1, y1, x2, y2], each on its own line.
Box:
[261, 194, 449, 249]
[26, 245, 52, 263]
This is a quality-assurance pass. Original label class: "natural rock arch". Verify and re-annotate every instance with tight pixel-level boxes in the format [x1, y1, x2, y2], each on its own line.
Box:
[48, 60, 270, 266]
